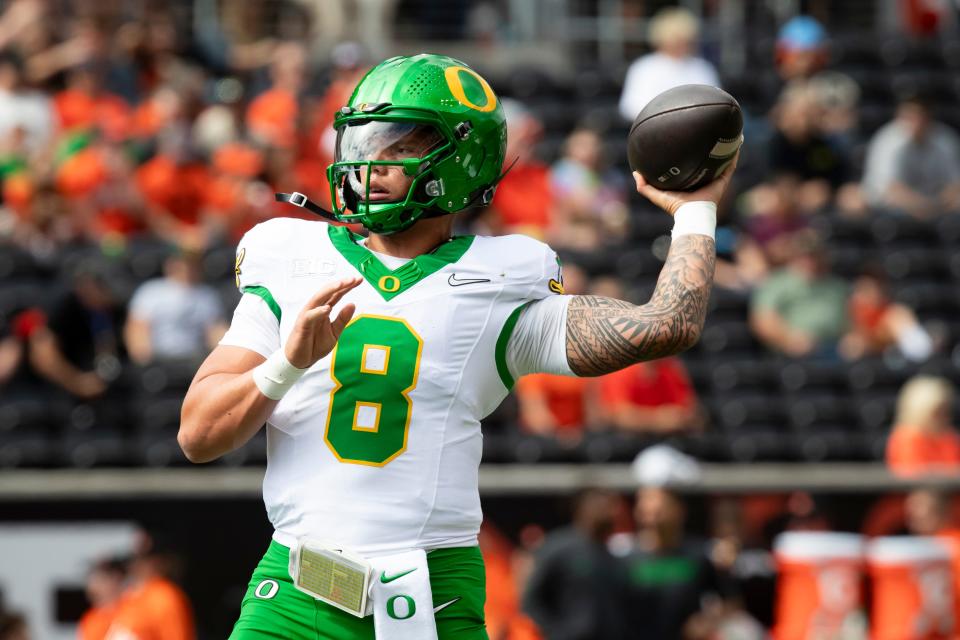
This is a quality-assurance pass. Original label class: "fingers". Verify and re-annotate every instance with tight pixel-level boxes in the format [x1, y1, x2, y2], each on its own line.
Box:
[305, 276, 363, 310]
[330, 303, 356, 338]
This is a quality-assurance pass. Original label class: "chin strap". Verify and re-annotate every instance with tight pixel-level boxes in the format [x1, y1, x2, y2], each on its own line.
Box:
[275, 192, 341, 223]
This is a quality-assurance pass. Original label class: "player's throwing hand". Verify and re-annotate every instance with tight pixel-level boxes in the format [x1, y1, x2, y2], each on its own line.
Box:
[284, 277, 362, 369]
[633, 151, 739, 216]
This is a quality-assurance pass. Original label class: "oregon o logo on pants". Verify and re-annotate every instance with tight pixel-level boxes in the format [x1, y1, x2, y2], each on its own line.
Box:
[386, 595, 416, 620]
[254, 579, 279, 599]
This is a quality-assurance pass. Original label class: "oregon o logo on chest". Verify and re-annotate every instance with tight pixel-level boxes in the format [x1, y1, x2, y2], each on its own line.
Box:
[378, 275, 401, 292]
[443, 66, 497, 112]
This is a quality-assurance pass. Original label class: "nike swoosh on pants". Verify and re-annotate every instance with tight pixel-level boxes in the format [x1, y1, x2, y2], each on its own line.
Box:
[433, 597, 461, 614]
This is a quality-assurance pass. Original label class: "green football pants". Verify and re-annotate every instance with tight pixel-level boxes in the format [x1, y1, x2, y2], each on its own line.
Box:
[229, 540, 489, 639]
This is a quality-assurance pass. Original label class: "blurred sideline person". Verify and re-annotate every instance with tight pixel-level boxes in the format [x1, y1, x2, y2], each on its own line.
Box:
[618, 7, 720, 121]
[0, 611, 28, 640]
[522, 489, 627, 640]
[78, 557, 127, 640]
[886, 376, 960, 476]
[612, 446, 755, 640]
[124, 247, 227, 365]
[103, 533, 194, 640]
[179, 53, 733, 638]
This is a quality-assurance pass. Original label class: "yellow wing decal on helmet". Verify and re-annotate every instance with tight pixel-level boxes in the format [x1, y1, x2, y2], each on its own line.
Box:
[444, 66, 497, 113]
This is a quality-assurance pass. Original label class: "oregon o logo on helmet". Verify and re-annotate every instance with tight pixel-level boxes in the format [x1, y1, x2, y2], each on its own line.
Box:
[386, 594, 416, 620]
[444, 66, 497, 112]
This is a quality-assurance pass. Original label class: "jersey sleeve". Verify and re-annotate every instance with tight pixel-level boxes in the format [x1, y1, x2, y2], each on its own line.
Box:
[217, 221, 287, 357]
[499, 241, 574, 384]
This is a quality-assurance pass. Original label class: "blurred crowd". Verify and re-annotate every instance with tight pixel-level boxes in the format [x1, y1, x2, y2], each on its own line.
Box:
[4, 2, 960, 461]
[4, 0, 960, 635]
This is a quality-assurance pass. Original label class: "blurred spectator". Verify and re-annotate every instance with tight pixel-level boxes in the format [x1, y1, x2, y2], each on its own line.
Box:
[749, 233, 849, 358]
[774, 16, 829, 82]
[78, 557, 127, 640]
[523, 489, 627, 640]
[53, 63, 130, 142]
[0, 50, 52, 156]
[613, 446, 737, 640]
[27, 262, 125, 402]
[741, 174, 813, 270]
[597, 358, 702, 434]
[480, 523, 542, 640]
[124, 248, 226, 365]
[886, 376, 960, 476]
[767, 82, 855, 212]
[487, 99, 553, 239]
[618, 7, 719, 121]
[106, 531, 195, 640]
[516, 373, 593, 439]
[548, 128, 628, 252]
[245, 41, 307, 150]
[862, 94, 960, 218]
[839, 267, 934, 363]
[0, 611, 27, 640]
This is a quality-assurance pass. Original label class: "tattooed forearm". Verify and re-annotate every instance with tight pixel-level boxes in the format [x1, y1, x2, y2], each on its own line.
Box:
[565, 234, 716, 376]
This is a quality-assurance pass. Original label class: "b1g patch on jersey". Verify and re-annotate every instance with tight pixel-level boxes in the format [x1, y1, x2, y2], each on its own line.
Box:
[548, 256, 564, 294]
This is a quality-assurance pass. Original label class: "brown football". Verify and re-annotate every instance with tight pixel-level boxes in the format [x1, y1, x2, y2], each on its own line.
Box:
[627, 84, 743, 192]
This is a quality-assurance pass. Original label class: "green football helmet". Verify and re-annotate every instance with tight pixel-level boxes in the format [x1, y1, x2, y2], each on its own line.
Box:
[327, 54, 507, 234]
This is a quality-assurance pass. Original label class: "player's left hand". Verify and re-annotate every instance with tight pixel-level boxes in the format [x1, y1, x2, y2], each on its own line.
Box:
[634, 150, 739, 216]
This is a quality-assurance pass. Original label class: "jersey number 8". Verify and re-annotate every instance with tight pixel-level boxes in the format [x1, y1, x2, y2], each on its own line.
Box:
[325, 315, 423, 466]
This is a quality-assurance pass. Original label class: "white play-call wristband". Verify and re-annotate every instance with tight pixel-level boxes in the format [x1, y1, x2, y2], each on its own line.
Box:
[671, 201, 717, 240]
[253, 349, 308, 400]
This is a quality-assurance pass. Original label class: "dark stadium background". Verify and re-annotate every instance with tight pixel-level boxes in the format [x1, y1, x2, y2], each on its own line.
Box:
[2, 0, 960, 638]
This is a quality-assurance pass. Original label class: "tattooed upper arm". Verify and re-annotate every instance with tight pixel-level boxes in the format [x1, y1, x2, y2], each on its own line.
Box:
[565, 234, 716, 376]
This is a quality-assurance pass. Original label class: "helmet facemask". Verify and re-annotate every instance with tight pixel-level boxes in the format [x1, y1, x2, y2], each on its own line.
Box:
[328, 120, 451, 234]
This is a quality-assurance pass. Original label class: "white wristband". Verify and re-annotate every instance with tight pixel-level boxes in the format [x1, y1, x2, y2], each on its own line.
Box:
[671, 201, 717, 240]
[252, 349, 308, 400]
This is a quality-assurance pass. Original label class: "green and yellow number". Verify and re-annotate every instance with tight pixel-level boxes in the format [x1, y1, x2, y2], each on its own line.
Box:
[325, 315, 423, 466]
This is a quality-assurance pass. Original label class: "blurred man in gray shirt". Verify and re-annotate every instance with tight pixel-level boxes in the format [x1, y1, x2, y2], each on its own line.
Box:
[862, 93, 960, 217]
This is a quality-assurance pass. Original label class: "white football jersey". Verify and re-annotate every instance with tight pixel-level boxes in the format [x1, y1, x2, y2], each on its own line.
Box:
[221, 217, 571, 556]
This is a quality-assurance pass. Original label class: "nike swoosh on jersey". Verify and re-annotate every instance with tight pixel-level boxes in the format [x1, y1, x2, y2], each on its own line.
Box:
[433, 597, 461, 614]
[448, 273, 491, 287]
[380, 568, 417, 583]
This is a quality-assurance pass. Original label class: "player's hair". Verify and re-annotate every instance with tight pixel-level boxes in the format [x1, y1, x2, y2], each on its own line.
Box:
[648, 7, 700, 48]
[895, 375, 955, 430]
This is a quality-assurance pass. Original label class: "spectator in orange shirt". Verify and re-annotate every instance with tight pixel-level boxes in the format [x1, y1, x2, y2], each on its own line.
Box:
[597, 357, 702, 434]
[78, 557, 127, 640]
[488, 99, 553, 238]
[246, 42, 306, 149]
[105, 533, 195, 640]
[53, 64, 130, 141]
[886, 375, 960, 476]
[516, 373, 593, 438]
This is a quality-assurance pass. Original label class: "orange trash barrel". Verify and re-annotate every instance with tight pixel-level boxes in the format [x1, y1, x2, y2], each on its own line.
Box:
[867, 536, 955, 640]
[773, 531, 867, 640]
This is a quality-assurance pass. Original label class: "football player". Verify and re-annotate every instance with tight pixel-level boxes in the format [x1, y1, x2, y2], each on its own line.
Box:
[179, 54, 735, 639]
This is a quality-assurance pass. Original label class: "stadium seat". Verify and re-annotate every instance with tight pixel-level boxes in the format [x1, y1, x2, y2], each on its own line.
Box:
[710, 359, 780, 394]
[871, 214, 940, 245]
[0, 429, 55, 467]
[786, 393, 857, 431]
[714, 394, 788, 431]
[708, 288, 750, 322]
[847, 358, 912, 392]
[779, 360, 850, 393]
[882, 248, 948, 280]
[699, 321, 762, 357]
[203, 244, 238, 282]
[61, 427, 128, 467]
[854, 391, 898, 432]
